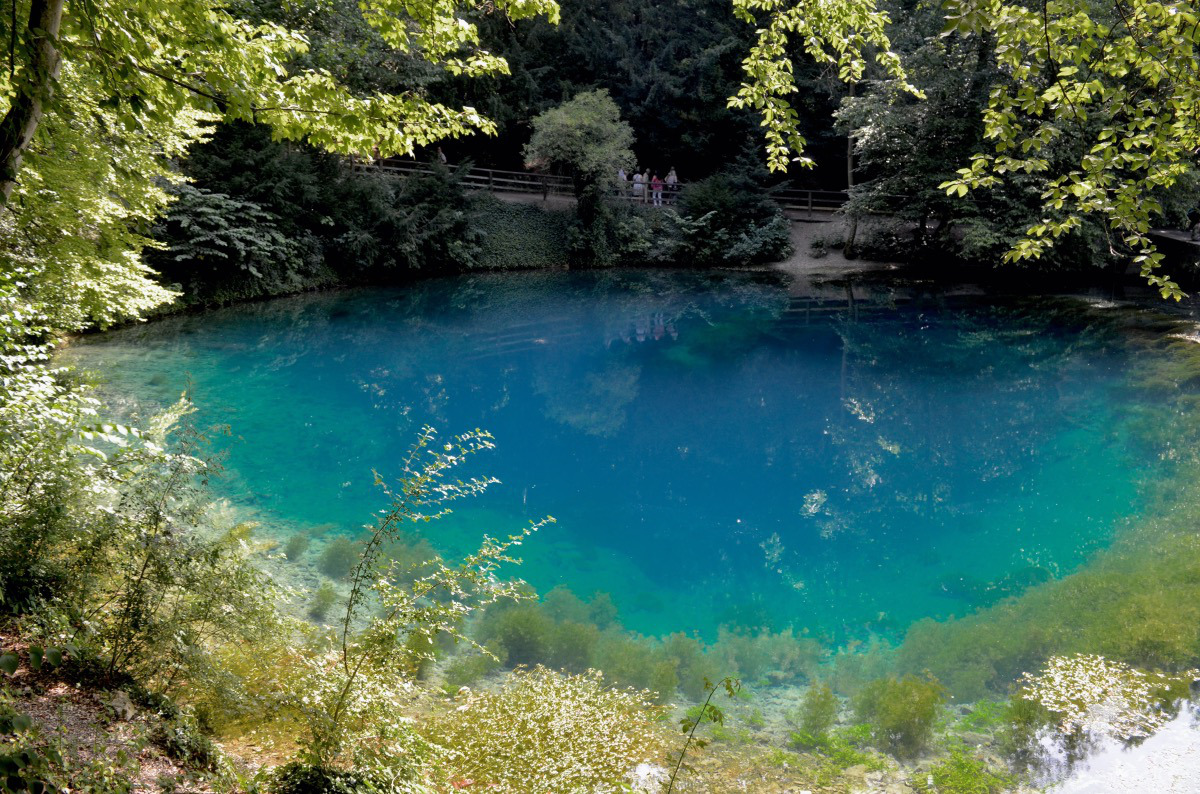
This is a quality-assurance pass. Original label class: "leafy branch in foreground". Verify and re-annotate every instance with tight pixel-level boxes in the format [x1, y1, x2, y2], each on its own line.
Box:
[666, 675, 740, 794]
[728, 0, 916, 171]
[938, 0, 1200, 299]
[290, 426, 553, 779]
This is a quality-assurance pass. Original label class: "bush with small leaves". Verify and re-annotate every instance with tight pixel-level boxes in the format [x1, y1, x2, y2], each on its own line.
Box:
[308, 582, 340, 623]
[853, 675, 946, 757]
[317, 537, 361, 580]
[428, 667, 667, 793]
[1019, 654, 1198, 740]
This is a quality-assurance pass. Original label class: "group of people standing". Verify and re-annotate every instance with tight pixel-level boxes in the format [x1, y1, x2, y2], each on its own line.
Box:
[617, 167, 679, 207]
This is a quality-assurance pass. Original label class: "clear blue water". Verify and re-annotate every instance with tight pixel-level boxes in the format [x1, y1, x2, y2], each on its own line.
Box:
[61, 271, 1153, 643]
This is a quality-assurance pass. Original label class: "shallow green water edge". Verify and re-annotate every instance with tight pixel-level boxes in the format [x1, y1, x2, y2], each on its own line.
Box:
[880, 304, 1200, 695]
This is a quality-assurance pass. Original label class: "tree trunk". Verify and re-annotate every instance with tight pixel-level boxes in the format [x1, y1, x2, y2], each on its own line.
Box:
[843, 213, 859, 260]
[0, 0, 65, 203]
[843, 83, 857, 259]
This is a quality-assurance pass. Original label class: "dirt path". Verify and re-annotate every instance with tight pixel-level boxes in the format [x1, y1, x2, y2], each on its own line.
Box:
[773, 218, 897, 279]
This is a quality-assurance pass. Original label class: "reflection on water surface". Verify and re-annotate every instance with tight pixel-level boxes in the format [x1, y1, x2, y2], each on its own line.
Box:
[62, 270, 1156, 644]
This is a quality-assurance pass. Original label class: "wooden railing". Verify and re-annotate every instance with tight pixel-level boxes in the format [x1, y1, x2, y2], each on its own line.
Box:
[356, 158, 849, 215]
[361, 157, 576, 198]
[772, 188, 850, 216]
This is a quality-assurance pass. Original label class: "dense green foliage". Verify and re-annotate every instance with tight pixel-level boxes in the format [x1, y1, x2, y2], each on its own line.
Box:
[915, 750, 1014, 794]
[154, 184, 332, 305]
[524, 91, 636, 194]
[473, 198, 575, 270]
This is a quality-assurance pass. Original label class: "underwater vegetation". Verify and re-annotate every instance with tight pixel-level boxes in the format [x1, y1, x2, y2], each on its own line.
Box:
[852, 675, 946, 757]
[883, 315, 1200, 702]
[283, 532, 310, 562]
[317, 536, 362, 580]
[791, 682, 837, 743]
[308, 581, 340, 622]
[914, 750, 1014, 794]
[896, 436, 1200, 700]
[463, 587, 826, 702]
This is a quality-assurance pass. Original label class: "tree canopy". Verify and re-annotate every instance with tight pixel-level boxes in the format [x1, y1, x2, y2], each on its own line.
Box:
[0, 0, 559, 327]
[524, 89, 636, 192]
[739, 0, 1200, 294]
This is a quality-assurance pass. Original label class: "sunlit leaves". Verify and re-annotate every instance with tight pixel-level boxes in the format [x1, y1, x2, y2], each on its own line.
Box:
[728, 0, 917, 171]
[1020, 654, 1197, 740]
[523, 90, 636, 189]
[56, 0, 560, 159]
[938, 0, 1200, 299]
[0, 0, 560, 329]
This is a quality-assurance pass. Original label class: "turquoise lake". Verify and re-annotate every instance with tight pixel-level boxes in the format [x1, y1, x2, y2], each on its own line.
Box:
[60, 270, 1161, 644]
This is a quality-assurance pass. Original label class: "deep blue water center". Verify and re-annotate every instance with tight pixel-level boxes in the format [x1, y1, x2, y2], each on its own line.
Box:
[62, 270, 1151, 643]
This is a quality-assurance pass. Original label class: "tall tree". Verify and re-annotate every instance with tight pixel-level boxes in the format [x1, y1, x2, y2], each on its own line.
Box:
[0, 0, 64, 201]
[524, 89, 635, 263]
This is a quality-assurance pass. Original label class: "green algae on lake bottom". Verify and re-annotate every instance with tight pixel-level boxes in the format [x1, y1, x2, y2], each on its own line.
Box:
[58, 271, 1200, 701]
